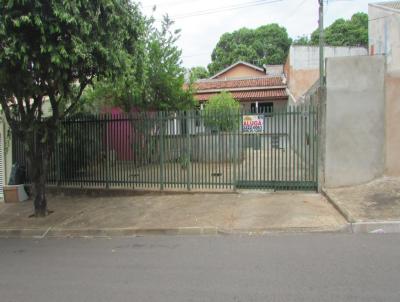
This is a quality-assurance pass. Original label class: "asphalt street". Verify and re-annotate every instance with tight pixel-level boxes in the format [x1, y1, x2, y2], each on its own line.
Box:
[0, 234, 399, 302]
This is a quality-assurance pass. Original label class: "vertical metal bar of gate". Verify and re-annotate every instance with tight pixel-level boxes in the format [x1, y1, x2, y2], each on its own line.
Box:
[186, 111, 191, 191]
[159, 112, 164, 190]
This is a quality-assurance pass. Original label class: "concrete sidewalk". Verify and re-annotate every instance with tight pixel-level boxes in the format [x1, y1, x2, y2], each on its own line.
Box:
[324, 177, 400, 233]
[0, 191, 347, 237]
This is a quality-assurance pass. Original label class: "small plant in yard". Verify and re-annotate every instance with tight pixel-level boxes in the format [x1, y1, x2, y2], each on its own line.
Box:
[178, 154, 190, 170]
[203, 92, 240, 132]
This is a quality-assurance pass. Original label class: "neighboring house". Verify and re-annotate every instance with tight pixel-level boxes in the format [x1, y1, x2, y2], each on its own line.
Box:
[369, 1, 400, 176]
[369, 1, 400, 71]
[193, 61, 288, 113]
[284, 45, 368, 102]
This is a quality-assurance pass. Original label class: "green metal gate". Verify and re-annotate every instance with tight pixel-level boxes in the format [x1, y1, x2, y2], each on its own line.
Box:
[236, 105, 318, 190]
[12, 105, 318, 191]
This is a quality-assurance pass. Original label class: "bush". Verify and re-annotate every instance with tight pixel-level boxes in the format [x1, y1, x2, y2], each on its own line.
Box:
[203, 92, 240, 132]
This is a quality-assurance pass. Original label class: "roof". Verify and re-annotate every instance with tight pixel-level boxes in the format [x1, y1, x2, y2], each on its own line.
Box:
[194, 76, 285, 91]
[209, 61, 265, 79]
[370, 1, 400, 11]
[195, 89, 287, 102]
[191, 76, 287, 102]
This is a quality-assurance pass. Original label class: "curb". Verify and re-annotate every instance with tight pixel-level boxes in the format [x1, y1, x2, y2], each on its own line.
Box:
[0, 225, 350, 238]
[351, 221, 400, 234]
[0, 228, 51, 238]
[322, 190, 400, 234]
[47, 227, 219, 237]
[321, 189, 356, 223]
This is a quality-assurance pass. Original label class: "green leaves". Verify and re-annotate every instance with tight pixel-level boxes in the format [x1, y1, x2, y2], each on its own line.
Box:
[208, 24, 291, 75]
[310, 12, 368, 47]
[188, 66, 209, 81]
[85, 11, 194, 112]
[0, 0, 146, 120]
[203, 92, 240, 132]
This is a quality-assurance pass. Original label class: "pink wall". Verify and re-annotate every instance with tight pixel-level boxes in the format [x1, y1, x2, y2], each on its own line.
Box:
[102, 107, 134, 161]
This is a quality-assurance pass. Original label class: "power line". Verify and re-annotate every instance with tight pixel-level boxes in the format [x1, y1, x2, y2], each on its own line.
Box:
[142, 0, 201, 8]
[286, 0, 308, 20]
[170, 0, 283, 19]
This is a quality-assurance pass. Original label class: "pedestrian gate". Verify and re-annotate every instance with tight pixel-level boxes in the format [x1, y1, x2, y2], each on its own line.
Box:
[12, 105, 318, 191]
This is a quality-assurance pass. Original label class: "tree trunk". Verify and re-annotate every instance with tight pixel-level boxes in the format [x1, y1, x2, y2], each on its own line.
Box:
[27, 131, 54, 217]
[31, 156, 49, 217]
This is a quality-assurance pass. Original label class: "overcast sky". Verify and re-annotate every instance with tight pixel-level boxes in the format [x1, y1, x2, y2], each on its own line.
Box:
[140, 0, 375, 69]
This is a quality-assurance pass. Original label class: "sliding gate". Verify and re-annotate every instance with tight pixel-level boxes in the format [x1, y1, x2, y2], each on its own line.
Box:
[236, 105, 318, 190]
[12, 105, 318, 191]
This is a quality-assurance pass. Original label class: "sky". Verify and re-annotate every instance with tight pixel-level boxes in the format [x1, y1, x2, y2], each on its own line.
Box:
[140, 0, 375, 69]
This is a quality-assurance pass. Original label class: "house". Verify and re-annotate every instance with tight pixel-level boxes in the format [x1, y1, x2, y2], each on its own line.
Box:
[192, 61, 288, 113]
[369, 1, 400, 71]
[369, 1, 400, 176]
[284, 45, 368, 102]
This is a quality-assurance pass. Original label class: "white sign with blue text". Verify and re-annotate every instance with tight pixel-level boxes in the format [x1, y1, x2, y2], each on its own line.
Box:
[242, 115, 264, 133]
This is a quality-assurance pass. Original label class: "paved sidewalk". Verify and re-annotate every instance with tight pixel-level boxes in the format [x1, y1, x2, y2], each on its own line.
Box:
[0, 191, 346, 237]
[324, 177, 400, 233]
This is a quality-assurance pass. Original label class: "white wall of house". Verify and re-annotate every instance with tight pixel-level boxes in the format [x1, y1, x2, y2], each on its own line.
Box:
[0, 118, 12, 201]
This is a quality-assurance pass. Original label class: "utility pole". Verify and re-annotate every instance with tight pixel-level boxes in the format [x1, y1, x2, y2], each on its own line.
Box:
[319, 0, 324, 87]
[317, 0, 325, 193]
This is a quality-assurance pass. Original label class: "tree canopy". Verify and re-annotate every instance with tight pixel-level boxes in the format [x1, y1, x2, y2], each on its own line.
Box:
[84, 14, 194, 112]
[294, 12, 368, 47]
[207, 24, 292, 75]
[187, 66, 209, 81]
[0, 0, 145, 215]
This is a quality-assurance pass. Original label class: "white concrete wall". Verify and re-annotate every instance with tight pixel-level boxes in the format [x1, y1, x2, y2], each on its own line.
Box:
[324, 56, 386, 188]
[288, 46, 368, 70]
[287, 46, 368, 100]
[0, 118, 13, 200]
[369, 3, 400, 73]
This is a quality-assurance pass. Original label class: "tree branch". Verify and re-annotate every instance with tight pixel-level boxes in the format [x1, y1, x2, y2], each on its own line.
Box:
[61, 78, 90, 118]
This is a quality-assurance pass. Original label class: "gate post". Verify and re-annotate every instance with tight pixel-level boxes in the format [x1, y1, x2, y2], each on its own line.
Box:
[159, 112, 164, 191]
[105, 114, 110, 189]
[317, 86, 326, 192]
[233, 131, 237, 191]
[56, 139, 60, 187]
[186, 111, 191, 191]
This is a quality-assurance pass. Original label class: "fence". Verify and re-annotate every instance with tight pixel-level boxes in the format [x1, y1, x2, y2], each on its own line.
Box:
[12, 105, 318, 191]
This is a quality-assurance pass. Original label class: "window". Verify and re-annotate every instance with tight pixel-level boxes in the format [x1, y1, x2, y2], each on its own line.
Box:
[251, 102, 273, 114]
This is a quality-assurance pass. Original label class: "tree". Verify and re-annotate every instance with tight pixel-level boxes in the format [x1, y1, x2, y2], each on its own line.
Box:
[145, 15, 194, 111]
[84, 14, 194, 112]
[0, 0, 145, 216]
[188, 66, 209, 81]
[293, 35, 311, 45]
[310, 12, 368, 47]
[208, 24, 292, 75]
[203, 92, 240, 132]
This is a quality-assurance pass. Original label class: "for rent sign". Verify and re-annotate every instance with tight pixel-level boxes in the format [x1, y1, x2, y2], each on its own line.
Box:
[242, 115, 264, 133]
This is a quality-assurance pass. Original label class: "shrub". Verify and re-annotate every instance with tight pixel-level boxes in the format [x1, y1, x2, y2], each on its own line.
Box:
[203, 92, 240, 132]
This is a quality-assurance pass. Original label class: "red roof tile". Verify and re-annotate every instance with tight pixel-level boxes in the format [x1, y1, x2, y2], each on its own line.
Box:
[193, 76, 284, 91]
[195, 89, 287, 101]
